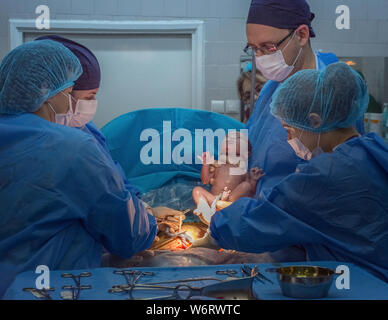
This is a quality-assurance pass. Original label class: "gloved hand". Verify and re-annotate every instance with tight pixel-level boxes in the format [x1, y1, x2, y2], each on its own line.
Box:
[150, 207, 186, 234]
[193, 195, 220, 226]
[150, 206, 185, 219]
[190, 230, 220, 250]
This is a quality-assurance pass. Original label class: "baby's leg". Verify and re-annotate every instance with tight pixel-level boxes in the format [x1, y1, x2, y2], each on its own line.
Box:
[228, 181, 253, 202]
[192, 186, 217, 206]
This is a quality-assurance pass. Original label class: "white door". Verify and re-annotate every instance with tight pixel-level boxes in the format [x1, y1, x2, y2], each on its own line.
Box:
[24, 33, 193, 128]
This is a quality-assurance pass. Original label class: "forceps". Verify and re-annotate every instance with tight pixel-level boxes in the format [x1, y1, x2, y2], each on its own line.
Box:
[60, 272, 92, 300]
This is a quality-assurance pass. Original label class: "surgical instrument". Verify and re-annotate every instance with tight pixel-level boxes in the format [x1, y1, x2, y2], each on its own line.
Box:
[60, 272, 92, 300]
[22, 287, 55, 300]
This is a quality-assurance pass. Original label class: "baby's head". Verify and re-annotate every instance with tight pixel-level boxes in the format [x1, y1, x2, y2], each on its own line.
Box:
[220, 132, 251, 159]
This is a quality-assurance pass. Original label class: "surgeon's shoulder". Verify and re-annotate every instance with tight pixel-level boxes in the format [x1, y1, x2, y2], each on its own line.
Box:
[316, 51, 339, 65]
[296, 152, 341, 180]
[261, 80, 279, 94]
[49, 124, 103, 155]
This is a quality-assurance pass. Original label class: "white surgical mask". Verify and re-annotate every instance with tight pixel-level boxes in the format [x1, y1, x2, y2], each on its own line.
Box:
[69, 99, 98, 128]
[288, 137, 312, 161]
[288, 131, 324, 161]
[255, 31, 302, 82]
[47, 92, 74, 126]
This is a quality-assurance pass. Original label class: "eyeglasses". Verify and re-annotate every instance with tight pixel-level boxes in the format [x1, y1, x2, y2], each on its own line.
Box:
[244, 30, 295, 56]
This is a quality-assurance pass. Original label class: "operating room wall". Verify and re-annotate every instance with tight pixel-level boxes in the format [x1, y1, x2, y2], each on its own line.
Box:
[0, 0, 388, 112]
[385, 58, 388, 103]
[308, 0, 388, 106]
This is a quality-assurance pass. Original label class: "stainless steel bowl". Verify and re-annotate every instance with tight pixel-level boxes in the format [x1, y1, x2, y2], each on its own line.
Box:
[266, 266, 341, 299]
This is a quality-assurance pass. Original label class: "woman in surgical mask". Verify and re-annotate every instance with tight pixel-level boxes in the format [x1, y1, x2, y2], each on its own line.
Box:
[271, 63, 363, 161]
[33, 36, 183, 243]
[33, 87, 75, 125]
[35, 35, 100, 129]
[282, 119, 359, 162]
[202, 63, 388, 283]
[70, 88, 98, 127]
[0, 40, 158, 298]
[34, 36, 142, 198]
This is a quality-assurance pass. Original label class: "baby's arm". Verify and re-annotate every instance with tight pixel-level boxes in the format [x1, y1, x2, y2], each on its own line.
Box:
[199, 152, 215, 184]
[200, 163, 211, 184]
[228, 168, 265, 201]
[248, 167, 265, 191]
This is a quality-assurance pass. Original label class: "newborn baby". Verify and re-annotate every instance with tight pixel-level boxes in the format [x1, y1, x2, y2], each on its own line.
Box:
[192, 132, 264, 207]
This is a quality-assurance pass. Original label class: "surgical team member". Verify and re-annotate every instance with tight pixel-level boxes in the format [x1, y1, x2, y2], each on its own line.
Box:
[35, 35, 141, 198]
[244, 0, 365, 195]
[34, 35, 185, 234]
[0, 40, 157, 297]
[210, 63, 388, 282]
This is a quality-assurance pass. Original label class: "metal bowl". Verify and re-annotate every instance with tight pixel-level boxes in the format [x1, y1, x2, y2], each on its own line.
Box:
[266, 266, 340, 299]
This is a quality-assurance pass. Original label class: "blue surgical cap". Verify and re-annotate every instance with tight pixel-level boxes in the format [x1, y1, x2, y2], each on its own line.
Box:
[247, 0, 316, 38]
[270, 62, 369, 133]
[35, 35, 101, 91]
[0, 40, 83, 115]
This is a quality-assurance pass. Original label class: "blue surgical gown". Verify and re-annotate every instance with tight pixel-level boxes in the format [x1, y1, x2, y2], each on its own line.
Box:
[210, 133, 388, 282]
[0, 114, 157, 297]
[246, 51, 365, 195]
[80, 121, 141, 197]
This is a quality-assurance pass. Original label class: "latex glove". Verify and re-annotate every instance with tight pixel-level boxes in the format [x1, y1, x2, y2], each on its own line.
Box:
[157, 220, 182, 234]
[151, 207, 186, 234]
[190, 230, 220, 250]
[193, 195, 221, 226]
[150, 206, 186, 220]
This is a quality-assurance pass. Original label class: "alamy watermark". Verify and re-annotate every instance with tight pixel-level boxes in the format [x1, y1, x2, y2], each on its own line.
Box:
[139, 122, 249, 175]
[35, 5, 50, 30]
[336, 5, 351, 30]
[35, 265, 50, 289]
[34, 4, 351, 31]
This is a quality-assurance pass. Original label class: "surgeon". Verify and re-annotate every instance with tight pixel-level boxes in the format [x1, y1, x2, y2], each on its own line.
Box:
[0, 40, 157, 297]
[244, 0, 365, 195]
[34, 35, 184, 234]
[208, 62, 388, 282]
[35, 35, 141, 197]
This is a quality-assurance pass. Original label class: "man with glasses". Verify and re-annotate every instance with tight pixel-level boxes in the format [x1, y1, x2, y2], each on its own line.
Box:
[194, 0, 364, 260]
[243, 0, 364, 196]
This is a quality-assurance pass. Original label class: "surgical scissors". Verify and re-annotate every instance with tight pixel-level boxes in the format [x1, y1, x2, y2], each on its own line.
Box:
[126, 276, 256, 300]
[114, 270, 155, 286]
[61, 272, 91, 284]
[112, 270, 155, 299]
[108, 284, 195, 300]
[61, 272, 92, 300]
[23, 287, 55, 300]
[108, 276, 222, 295]
[114, 270, 154, 285]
